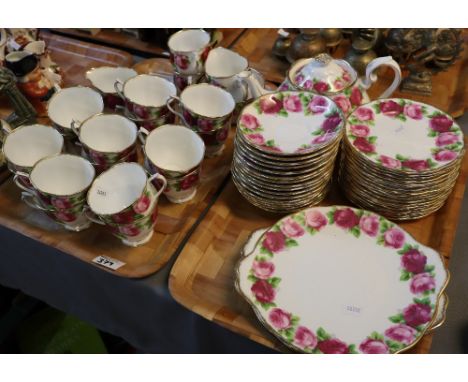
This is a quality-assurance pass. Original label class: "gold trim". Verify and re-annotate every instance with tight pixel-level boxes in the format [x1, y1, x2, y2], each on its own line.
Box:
[167, 28, 211, 55]
[234, 205, 451, 354]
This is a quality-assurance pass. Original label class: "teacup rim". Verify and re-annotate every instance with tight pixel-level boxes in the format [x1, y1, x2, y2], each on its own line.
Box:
[179, 83, 235, 119]
[78, 113, 138, 154]
[167, 28, 211, 54]
[121, 74, 177, 108]
[205, 47, 249, 79]
[86, 66, 138, 94]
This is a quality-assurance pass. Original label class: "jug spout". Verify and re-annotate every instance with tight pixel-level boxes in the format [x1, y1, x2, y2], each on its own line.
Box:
[239, 70, 271, 99]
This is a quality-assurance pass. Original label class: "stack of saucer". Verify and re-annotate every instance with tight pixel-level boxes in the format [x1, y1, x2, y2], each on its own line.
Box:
[232, 91, 344, 213]
[339, 98, 465, 220]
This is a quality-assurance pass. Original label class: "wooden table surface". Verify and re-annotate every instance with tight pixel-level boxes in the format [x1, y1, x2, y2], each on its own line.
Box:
[231, 28, 468, 118]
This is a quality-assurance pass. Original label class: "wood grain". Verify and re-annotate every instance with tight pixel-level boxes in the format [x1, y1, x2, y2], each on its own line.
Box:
[231, 28, 468, 118]
[169, 138, 468, 353]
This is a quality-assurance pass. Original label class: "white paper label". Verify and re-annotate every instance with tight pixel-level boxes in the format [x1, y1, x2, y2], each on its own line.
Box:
[92, 255, 125, 271]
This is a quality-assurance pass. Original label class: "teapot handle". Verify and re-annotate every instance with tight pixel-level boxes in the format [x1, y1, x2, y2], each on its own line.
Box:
[361, 56, 402, 99]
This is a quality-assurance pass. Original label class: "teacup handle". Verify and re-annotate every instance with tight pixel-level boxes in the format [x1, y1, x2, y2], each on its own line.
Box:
[13, 172, 34, 193]
[361, 56, 402, 99]
[1, 120, 13, 136]
[148, 173, 167, 199]
[166, 96, 190, 128]
[21, 191, 47, 211]
[138, 127, 150, 145]
[83, 207, 105, 225]
[71, 119, 81, 137]
[114, 79, 126, 101]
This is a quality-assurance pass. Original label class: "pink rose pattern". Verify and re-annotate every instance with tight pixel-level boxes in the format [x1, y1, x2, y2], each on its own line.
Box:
[333, 95, 352, 114]
[347, 99, 462, 170]
[247, 206, 440, 353]
[283, 95, 302, 113]
[239, 113, 260, 130]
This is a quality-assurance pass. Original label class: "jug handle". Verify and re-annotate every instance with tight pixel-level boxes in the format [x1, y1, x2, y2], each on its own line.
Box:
[361, 56, 402, 99]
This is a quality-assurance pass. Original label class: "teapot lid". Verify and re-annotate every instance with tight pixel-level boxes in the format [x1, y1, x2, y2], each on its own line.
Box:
[288, 53, 356, 94]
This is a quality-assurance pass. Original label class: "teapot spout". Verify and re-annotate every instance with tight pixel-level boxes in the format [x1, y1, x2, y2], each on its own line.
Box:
[239, 69, 271, 98]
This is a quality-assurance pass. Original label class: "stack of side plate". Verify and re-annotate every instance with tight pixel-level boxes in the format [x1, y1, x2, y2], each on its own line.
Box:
[339, 98, 465, 221]
[236, 206, 449, 354]
[233, 91, 344, 213]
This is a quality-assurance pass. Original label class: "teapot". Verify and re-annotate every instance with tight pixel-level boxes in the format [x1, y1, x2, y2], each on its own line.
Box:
[279, 53, 402, 115]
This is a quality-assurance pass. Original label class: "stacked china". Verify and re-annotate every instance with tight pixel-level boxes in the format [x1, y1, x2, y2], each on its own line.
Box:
[339, 98, 465, 220]
[114, 74, 177, 132]
[168, 29, 212, 93]
[86, 162, 167, 246]
[232, 91, 345, 213]
[140, 124, 205, 204]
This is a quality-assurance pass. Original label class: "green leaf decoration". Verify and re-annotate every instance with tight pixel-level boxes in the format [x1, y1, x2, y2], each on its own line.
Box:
[291, 315, 300, 326]
[312, 129, 323, 136]
[268, 277, 282, 288]
[259, 302, 276, 310]
[278, 109, 288, 117]
[424, 265, 435, 272]
[265, 139, 275, 147]
[395, 154, 408, 161]
[370, 331, 384, 341]
[386, 340, 404, 353]
[260, 247, 273, 257]
[415, 325, 425, 333]
[377, 236, 385, 246]
[372, 104, 381, 114]
[310, 348, 323, 354]
[400, 270, 411, 281]
[389, 314, 404, 324]
[368, 136, 378, 144]
[401, 243, 412, 253]
[380, 221, 390, 233]
[350, 226, 361, 238]
[316, 327, 331, 341]
[294, 213, 306, 225]
[427, 158, 437, 168]
[285, 238, 298, 248]
[427, 130, 437, 138]
[253, 102, 262, 114]
[413, 297, 431, 305]
[306, 226, 317, 235]
[347, 344, 358, 354]
[247, 274, 258, 282]
[326, 210, 335, 224]
[398, 99, 406, 106]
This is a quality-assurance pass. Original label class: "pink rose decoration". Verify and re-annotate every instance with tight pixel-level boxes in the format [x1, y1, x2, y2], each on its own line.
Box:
[51, 198, 73, 210]
[294, 74, 305, 84]
[294, 327, 318, 349]
[180, 173, 199, 190]
[318, 338, 349, 354]
[410, 272, 436, 294]
[262, 231, 286, 253]
[430, 114, 453, 133]
[268, 308, 291, 329]
[198, 118, 214, 133]
[278, 82, 291, 91]
[280, 217, 305, 238]
[353, 137, 375, 153]
[333, 94, 352, 114]
[305, 210, 327, 230]
[322, 113, 342, 133]
[359, 215, 379, 237]
[90, 150, 107, 166]
[385, 324, 417, 345]
[404, 103, 423, 120]
[342, 71, 352, 82]
[308, 96, 328, 114]
[350, 87, 363, 106]
[402, 159, 429, 171]
[111, 210, 135, 224]
[333, 79, 345, 90]
[334, 207, 359, 229]
[174, 54, 190, 70]
[380, 100, 403, 117]
[133, 194, 151, 214]
[240, 113, 260, 130]
[355, 107, 374, 121]
[380, 155, 402, 169]
[252, 260, 275, 280]
[436, 132, 459, 147]
[401, 249, 427, 274]
[359, 338, 389, 354]
[259, 96, 283, 114]
[251, 279, 275, 303]
[120, 225, 141, 237]
[283, 95, 302, 112]
[302, 79, 313, 90]
[247, 133, 265, 146]
[434, 150, 457, 162]
[216, 127, 229, 143]
[312, 133, 334, 144]
[55, 211, 76, 223]
[350, 124, 370, 137]
[313, 81, 330, 94]
[383, 227, 405, 249]
[403, 303, 432, 327]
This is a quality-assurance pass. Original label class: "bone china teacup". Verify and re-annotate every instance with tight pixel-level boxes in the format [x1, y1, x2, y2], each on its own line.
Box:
[47, 86, 104, 138]
[15, 154, 95, 231]
[87, 162, 167, 226]
[168, 29, 212, 75]
[114, 74, 176, 124]
[140, 124, 205, 203]
[2, 123, 64, 189]
[71, 113, 138, 172]
[86, 66, 137, 111]
[166, 83, 235, 157]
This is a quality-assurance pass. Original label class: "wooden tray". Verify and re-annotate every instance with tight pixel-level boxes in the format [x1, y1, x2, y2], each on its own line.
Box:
[169, 138, 468, 353]
[231, 28, 468, 118]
